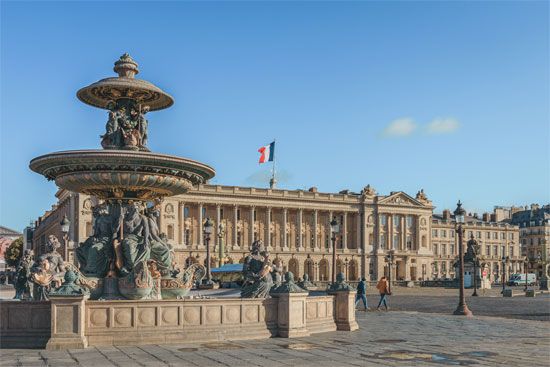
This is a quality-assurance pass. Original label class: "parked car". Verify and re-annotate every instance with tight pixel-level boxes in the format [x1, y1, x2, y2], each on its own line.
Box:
[508, 273, 537, 286]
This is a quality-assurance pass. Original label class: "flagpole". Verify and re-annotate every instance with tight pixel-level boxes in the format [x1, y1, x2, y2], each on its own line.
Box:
[270, 139, 276, 189]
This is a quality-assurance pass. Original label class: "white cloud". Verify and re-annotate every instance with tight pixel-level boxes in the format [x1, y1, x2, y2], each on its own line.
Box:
[382, 118, 417, 137]
[426, 117, 460, 134]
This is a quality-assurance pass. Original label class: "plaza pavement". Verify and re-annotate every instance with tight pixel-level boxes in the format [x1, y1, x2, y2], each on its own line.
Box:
[1, 285, 549, 366]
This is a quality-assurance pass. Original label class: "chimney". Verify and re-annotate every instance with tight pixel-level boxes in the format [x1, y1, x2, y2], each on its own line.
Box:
[442, 209, 451, 220]
[473, 213, 479, 219]
[482, 213, 491, 222]
[308, 187, 318, 193]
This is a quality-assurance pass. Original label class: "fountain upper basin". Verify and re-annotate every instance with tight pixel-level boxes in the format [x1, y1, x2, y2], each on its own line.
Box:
[30, 149, 215, 200]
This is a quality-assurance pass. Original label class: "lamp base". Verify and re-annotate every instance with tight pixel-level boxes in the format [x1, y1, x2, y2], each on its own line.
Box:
[453, 303, 473, 316]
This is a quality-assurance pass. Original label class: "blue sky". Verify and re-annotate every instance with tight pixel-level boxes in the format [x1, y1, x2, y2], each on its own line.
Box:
[1, 1, 549, 231]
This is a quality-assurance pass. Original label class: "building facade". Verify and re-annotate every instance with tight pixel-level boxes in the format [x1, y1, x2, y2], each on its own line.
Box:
[431, 210, 522, 282]
[33, 184, 435, 282]
[510, 204, 550, 277]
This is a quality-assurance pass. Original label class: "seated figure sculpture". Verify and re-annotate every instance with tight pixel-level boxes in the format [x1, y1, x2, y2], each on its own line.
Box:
[241, 240, 273, 298]
[145, 203, 175, 277]
[76, 203, 114, 277]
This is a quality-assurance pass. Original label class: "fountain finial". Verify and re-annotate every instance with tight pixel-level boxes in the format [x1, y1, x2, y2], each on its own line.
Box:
[114, 53, 139, 78]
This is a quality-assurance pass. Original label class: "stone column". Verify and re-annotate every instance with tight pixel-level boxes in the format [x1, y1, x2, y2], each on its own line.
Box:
[198, 203, 204, 249]
[282, 208, 288, 250]
[297, 209, 303, 250]
[405, 257, 411, 281]
[361, 209, 368, 278]
[233, 205, 239, 250]
[46, 295, 88, 350]
[401, 216, 406, 251]
[327, 290, 359, 331]
[272, 292, 310, 338]
[313, 210, 319, 252]
[342, 212, 348, 250]
[388, 214, 394, 250]
[266, 207, 272, 250]
[356, 213, 361, 253]
[328, 211, 333, 253]
[178, 202, 185, 248]
[216, 204, 221, 253]
[249, 206, 255, 246]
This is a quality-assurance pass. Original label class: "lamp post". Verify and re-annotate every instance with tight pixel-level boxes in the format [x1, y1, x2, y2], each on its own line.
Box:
[203, 217, 214, 285]
[453, 201, 472, 316]
[472, 258, 478, 297]
[523, 256, 529, 292]
[385, 250, 395, 293]
[60, 214, 70, 262]
[330, 217, 340, 284]
[218, 221, 226, 268]
[501, 256, 509, 294]
[540, 244, 549, 290]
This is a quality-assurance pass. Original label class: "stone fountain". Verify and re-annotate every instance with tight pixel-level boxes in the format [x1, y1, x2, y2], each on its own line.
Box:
[30, 54, 214, 300]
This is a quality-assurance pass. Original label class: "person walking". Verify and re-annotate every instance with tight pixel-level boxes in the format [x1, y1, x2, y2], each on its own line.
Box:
[355, 277, 369, 311]
[376, 276, 390, 311]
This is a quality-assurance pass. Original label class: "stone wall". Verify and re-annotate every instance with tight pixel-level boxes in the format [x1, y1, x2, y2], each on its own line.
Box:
[0, 291, 357, 349]
[85, 298, 279, 346]
[305, 296, 336, 334]
[0, 301, 51, 348]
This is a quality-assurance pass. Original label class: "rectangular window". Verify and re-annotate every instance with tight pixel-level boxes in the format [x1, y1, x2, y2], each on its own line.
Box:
[185, 229, 190, 244]
[432, 229, 438, 237]
[442, 230, 447, 238]
[442, 244, 447, 256]
[493, 245, 498, 256]
[393, 235, 399, 249]
[380, 215, 387, 226]
[468, 231, 473, 238]
[509, 233, 514, 240]
[237, 232, 242, 246]
[184, 207, 190, 218]
[501, 232, 505, 240]
[202, 207, 206, 217]
[406, 216, 413, 227]
[510, 246, 514, 257]
[486, 246, 490, 256]
[476, 231, 481, 239]
[393, 216, 400, 229]
[380, 234, 386, 249]
[451, 231, 455, 238]
[450, 244, 455, 255]
[220, 208, 224, 218]
[253, 210, 257, 221]
[406, 235, 412, 249]
[433, 244, 439, 255]
[237, 209, 241, 220]
[501, 245, 505, 256]
[493, 232, 498, 239]
[486, 232, 490, 239]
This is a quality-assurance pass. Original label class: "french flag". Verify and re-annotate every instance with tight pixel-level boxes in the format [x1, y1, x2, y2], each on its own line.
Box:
[258, 141, 275, 164]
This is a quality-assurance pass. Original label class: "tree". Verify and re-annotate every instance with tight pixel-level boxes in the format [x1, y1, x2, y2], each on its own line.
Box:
[4, 237, 23, 267]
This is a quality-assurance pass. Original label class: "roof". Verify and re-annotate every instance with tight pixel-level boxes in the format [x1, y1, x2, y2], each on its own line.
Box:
[0, 226, 22, 237]
[211, 264, 243, 273]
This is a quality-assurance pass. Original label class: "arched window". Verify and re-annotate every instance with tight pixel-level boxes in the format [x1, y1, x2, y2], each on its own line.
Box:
[349, 259, 358, 281]
[319, 259, 329, 281]
[304, 259, 314, 280]
[288, 258, 299, 278]
[336, 259, 344, 275]
[167, 224, 174, 240]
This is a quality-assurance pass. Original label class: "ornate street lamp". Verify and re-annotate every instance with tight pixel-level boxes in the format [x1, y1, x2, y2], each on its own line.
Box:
[203, 217, 214, 285]
[60, 214, 70, 262]
[501, 255, 509, 294]
[330, 217, 340, 284]
[453, 201, 472, 316]
[385, 250, 395, 293]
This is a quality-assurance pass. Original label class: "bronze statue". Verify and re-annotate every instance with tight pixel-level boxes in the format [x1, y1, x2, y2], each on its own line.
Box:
[241, 240, 273, 298]
[76, 203, 114, 277]
[13, 249, 34, 300]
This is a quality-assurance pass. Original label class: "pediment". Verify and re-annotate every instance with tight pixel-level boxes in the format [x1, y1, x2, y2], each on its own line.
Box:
[377, 192, 425, 207]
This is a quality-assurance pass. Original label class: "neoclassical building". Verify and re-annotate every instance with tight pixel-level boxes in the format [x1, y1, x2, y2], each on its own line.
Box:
[32, 184, 435, 282]
[431, 210, 523, 282]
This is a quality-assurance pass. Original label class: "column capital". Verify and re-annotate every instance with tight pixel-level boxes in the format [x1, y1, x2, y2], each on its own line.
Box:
[216, 203, 222, 209]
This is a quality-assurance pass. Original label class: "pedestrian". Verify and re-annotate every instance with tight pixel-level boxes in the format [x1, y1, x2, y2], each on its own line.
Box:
[376, 276, 390, 311]
[355, 277, 369, 311]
